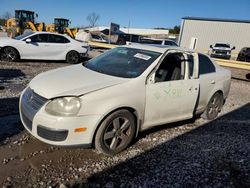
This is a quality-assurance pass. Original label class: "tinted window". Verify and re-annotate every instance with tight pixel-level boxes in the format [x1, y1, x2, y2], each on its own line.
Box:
[198, 54, 216, 75]
[164, 40, 178, 46]
[48, 34, 70, 43]
[29, 34, 49, 43]
[214, 43, 230, 48]
[140, 39, 162, 45]
[92, 34, 101, 39]
[187, 54, 194, 77]
[15, 32, 34, 40]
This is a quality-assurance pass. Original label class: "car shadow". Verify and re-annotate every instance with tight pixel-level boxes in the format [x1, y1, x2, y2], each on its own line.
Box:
[0, 69, 25, 79]
[0, 97, 23, 142]
[0, 97, 19, 117]
[86, 103, 250, 187]
[17, 57, 89, 64]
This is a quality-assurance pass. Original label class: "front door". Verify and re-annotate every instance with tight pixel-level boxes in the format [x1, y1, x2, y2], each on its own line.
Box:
[143, 52, 199, 128]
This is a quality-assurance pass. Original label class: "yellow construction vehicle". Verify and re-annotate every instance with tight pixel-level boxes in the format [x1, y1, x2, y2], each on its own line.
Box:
[6, 10, 45, 38]
[46, 18, 78, 38]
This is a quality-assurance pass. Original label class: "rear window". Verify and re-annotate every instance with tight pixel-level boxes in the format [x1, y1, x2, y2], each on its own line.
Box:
[48, 34, 70, 43]
[198, 54, 216, 75]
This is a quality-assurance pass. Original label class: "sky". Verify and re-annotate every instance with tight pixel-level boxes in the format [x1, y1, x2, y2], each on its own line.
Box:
[0, 0, 250, 28]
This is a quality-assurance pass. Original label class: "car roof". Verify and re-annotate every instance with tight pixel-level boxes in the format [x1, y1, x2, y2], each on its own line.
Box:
[32, 31, 68, 37]
[124, 43, 191, 53]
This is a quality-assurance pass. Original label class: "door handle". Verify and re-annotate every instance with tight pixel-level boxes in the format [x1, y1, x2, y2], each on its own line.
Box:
[210, 80, 215, 84]
[44, 45, 49, 47]
[189, 86, 198, 91]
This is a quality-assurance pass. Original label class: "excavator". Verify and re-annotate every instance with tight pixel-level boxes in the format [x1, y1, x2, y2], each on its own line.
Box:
[46, 18, 78, 38]
[6, 10, 45, 38]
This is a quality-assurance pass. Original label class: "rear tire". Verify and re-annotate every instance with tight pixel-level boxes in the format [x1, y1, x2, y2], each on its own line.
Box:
[94, 110, 136, 156]
[0, 47, 19, 62]
[201, 92, 224, 120]
[66, 51, 80, 64]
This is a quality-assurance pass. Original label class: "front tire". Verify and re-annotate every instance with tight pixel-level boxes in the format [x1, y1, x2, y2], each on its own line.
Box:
[66, 51, 80, 64]
[201, 92, 224, 120]
[0, 47, 19, 62]
[95, 110, 136, 156]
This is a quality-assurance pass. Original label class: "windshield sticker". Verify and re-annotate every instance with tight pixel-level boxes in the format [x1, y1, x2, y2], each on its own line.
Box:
[117, 49, 128, 54]
[134, 53, 151, 61]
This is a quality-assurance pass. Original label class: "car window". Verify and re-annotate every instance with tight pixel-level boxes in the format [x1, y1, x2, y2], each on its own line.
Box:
[164, 40, 178, 46]
[187, 54, 194, 77]
[48, 34, 70, 43]
[155, 52, 185, 82]
[15, 32, 34, 40]
[140, 39, 162, 45]
[198, 54, 216, 75]
[29, 34, 49, 43]
[84, 47, 161, 78]
[214, 43, 230, 48]
[92, 34, 101, 39]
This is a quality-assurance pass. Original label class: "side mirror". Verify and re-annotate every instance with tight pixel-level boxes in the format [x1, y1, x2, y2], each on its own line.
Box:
[210, 45, 213, 49]
[36, 14, 38, 18]
[25, 38, 31, 43]
[232, 46, 236, 50]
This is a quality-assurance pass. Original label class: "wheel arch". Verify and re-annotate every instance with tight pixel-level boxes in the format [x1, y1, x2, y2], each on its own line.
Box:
[0, 46, 21, 59]
[91, 106, 140, 146]
[65, 49, 79, 59]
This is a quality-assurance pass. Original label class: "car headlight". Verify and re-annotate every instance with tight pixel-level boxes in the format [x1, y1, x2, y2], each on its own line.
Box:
[45, 97, 81, 116]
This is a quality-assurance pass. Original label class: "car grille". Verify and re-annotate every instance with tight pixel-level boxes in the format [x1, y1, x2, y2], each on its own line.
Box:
[23, 87, 47, 111]
[20, 87, 48, 131]
[37, 125, 68, 141]
[21, 112, 32, 131]
[215, 50, 227, 55]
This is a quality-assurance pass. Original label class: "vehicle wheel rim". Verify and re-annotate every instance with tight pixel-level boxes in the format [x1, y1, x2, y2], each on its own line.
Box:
[68, 52, 79, 63]
[207, 95, 221, 119]
[103, 117, 131, 150]
[1, 48, 16, 62]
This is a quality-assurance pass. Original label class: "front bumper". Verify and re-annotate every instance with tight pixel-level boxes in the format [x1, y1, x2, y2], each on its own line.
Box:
[211, 53, 231, 59]
[19, 88, 103, 146]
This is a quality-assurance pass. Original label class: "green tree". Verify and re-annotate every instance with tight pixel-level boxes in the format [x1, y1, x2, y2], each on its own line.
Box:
[169, 25, 180, 34]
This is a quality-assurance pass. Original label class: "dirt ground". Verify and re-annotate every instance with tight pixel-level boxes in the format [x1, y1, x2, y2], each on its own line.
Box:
[0, 55, 250, 187]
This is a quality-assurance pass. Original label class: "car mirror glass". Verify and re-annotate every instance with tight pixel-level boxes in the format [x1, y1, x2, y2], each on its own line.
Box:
[25, 38, 32, 43]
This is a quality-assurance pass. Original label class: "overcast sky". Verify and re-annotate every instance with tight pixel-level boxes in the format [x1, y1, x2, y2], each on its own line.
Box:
[1, 0, 250, 28]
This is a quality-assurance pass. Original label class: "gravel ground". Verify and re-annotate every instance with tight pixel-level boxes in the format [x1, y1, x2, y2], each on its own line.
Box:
[0, 54, 249, 187]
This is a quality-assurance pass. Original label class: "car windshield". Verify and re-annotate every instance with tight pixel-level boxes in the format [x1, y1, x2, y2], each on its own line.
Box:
[15, 32, 34, 40]
[83, 47, 161, 78]
[215, 43, 230, 48]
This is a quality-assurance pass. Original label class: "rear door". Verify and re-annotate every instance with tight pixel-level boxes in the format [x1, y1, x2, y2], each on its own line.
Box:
[196, 54, 217, 112]
[45, 34, 70, 60]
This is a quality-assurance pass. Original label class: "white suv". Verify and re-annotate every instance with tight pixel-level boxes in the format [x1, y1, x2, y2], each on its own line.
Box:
[210, 43, 235, 60]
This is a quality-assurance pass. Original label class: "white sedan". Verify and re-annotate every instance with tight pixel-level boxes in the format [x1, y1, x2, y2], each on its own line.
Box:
[0, 32, 89, 64]
[19, 45, 231, 155]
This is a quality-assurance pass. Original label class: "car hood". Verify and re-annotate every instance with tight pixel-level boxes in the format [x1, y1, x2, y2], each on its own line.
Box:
[0, 38, 16, 46]
[29, 64, 130, 99]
